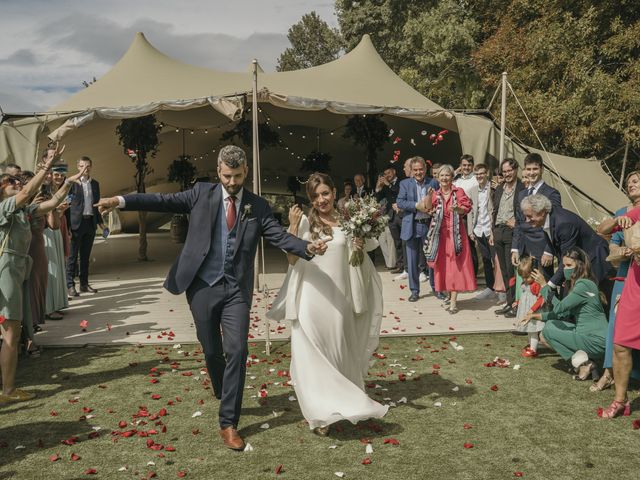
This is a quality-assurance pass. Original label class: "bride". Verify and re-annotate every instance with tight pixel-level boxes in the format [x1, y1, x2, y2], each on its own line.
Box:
[268, 173, 388, 435]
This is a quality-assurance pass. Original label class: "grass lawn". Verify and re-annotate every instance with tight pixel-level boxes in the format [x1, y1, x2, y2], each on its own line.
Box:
[1, 333, 638, 480]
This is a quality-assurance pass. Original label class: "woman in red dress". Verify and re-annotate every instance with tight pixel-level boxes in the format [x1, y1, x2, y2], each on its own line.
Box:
[424, 164, 477, 314]
[597, 204, 640, 418]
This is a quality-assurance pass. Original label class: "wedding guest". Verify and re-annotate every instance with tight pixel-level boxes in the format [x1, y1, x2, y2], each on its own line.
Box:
[424, 164, 476, 313]
[66, 156, 107, 297]
[336, 181, 353, 211]
[520, 194, 612, 298]
[393, 158, 415, 281]
[397, 157, 439, 301]
[513, 256, 546, 357]
[596, 204, 640, 418]
[494, 159, 526, 318]
[20, 171, 48, 343]
[4, 164, 22, 177]
[0, 144, 81, 404]
[469, 163, 496, 300]
[376, 166, 403, 273]
[44, 165, 70, 319]
[511, 153, 561, 279]
[454, 154, 479, 275]
[353, 173, 371, 198]
[591, 171, 640, 392]
[521, 248, 607, 380]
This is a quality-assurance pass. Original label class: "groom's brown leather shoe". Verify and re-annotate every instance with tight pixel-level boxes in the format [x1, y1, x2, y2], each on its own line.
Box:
[219, 426, 245, 451]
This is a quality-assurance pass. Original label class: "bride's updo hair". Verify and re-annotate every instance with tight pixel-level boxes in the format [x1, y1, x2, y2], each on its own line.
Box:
[305, 172, 336, 241]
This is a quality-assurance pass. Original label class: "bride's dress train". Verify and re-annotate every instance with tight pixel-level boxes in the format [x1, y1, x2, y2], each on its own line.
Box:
[268, 217, 388, 429]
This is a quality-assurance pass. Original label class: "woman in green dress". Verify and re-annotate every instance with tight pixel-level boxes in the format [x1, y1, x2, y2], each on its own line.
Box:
[0, 143, 83, 404]
[521, 247, 608, 379]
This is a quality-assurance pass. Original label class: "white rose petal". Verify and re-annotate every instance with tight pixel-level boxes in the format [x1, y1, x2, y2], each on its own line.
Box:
[365, 444, 374, 454]
[433, 401, 442, 407]
[173, 344, 181, 349]
[260, 423, 270, 429]
[513, 364, 521, 370]
[118, 466, 128, 472]
[147, 461, 155, 466]
[288, 395, 297, 402]
[191, 411, 203, 418]
[398, 397, 408, 404]
[335, 472, 346, 478]
[15, 445, 25, 450]
[452, 386, 460, 392]
[244, 442, 254, 452]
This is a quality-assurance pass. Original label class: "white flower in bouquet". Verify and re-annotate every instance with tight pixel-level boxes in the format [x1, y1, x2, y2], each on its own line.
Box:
[339, 195, 389, 266]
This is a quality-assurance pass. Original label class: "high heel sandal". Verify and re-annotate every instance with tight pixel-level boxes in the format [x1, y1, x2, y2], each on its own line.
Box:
[599, 399, 631, 418]
[573, 361, 595, 381]
[590, 372, 615, 392]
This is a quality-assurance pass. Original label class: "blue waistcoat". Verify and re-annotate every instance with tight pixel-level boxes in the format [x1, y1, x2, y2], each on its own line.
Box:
[197, 199, 238, 286]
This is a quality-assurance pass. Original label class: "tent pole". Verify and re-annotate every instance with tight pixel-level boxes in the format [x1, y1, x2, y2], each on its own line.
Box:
[619, 141, 630, 190]
[252, 59, 271, 356]
[499, 72, 507, 163]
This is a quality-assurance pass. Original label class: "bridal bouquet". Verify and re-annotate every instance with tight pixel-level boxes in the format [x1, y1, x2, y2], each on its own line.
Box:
[339, 195, 389, 266]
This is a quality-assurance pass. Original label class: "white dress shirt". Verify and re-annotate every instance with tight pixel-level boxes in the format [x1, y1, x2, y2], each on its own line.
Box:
[80, 176, 94, 216]
[453, 173, 478, 197]
[473, 182, 492, 237]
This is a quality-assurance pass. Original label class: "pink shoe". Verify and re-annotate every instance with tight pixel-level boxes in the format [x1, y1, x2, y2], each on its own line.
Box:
[599, 399, 631, 419]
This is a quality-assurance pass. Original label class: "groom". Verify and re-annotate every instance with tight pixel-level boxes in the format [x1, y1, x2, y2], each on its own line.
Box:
[95, 145, 326, 450]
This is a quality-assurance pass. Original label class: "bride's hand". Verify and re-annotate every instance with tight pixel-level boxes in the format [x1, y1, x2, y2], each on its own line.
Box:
[353, 237, 364, 251]
[289, 204, 303, 228]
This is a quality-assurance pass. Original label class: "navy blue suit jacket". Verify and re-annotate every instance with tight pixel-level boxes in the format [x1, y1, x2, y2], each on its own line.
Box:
[397, 177, 439, 241]
[122, 183, 310, 303]
[69, 179, 101, 231]
[547, 206, 611, 286]
[512, 182, 561, 257]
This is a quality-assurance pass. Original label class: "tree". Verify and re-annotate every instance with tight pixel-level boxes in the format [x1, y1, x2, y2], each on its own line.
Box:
[300, 150, 332, 173]
[115, 115, 161, 261]
[472, 1, 640, 177]
[277, 11, 343, 71]
[343, 114, 389, 187]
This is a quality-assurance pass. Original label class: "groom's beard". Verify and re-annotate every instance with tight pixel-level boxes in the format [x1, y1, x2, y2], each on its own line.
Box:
[225, 183, 243, 195]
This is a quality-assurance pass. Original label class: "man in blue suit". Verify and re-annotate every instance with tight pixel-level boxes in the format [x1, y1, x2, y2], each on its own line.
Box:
[96, 146, 327, 450]
[521, 194, 612, 295]
[396, 156, 439, 302]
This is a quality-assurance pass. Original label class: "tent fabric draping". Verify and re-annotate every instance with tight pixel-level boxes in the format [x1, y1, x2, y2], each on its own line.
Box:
[0, 31, 627, 221]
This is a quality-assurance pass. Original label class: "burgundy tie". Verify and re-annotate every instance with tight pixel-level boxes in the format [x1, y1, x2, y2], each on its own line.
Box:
[226, 196, 237, 230]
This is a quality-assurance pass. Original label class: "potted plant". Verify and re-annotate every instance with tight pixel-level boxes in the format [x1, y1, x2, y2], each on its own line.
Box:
[167, 155, 196, 243]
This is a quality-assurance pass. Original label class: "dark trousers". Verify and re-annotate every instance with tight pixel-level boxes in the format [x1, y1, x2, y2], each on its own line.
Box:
[389, 214, 404, 269]
[469, 234, 479, 276]
[475, 232, 495, 290]
[494, 225, 515, 305]
[66, 217, 96, 287]
[187, 277, 249, 428]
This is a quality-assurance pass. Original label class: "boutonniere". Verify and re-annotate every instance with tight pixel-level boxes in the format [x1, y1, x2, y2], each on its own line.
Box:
[241, 204, 252, 221]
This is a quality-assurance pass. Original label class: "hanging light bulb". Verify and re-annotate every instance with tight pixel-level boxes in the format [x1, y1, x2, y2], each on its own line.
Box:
[204, 129, 208, 134]
[190, 130, 194, 135]
[175, 128, 180, 133]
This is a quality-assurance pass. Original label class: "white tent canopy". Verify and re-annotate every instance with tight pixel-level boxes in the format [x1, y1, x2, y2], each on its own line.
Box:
[1, 32, 627, 230]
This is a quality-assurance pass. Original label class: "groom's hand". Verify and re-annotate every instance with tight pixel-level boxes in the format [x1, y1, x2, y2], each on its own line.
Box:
[307, 239, 328, 256]
[94, 197, 119, 215]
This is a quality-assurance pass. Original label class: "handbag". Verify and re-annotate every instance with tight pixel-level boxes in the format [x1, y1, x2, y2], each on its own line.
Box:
[623, 221, 640, 253]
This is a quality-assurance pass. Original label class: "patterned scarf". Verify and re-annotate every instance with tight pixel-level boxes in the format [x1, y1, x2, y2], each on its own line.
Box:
[424, 189, 463, 262]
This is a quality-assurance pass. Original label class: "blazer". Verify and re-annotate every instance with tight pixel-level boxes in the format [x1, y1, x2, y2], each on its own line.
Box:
[397, 176, 439, 240]
[492, 180, 526, 226]
[513, 182, 562, 256]
[547, 206, 611, 286]
[375, 178, 400, 221]
[122, 183, 310, 304]
[69, 178, 101, 231]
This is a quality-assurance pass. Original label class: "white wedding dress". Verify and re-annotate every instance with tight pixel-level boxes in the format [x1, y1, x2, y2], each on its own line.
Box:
[268, 216, 388, 429]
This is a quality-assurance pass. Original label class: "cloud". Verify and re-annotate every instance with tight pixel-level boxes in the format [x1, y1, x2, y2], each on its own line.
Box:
[0, 0, 337, 112]
[0, 49, 38, 65]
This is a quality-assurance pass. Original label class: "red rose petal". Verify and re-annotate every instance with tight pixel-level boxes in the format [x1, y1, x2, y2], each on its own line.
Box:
[361, 457, 372, 465]
[70, 453, 81, 461]
[275, 464, 284, 474]
[151, 394, 161, 400]
[84, 469, 97, 475]
[79, 320, 88, 329]
[50, 453, 61, 462]
[490, 385, 499, 392]
[177, 472, 187, 478]
[463, 443, 474, 449]
[632, 419, 640, 429]
[463, 423, 473, 430]
[383, 438, 400, 445]
[514, 472, 524, 477]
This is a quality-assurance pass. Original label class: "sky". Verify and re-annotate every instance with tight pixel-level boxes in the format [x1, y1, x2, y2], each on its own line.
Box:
[0, 0, 337, 113]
